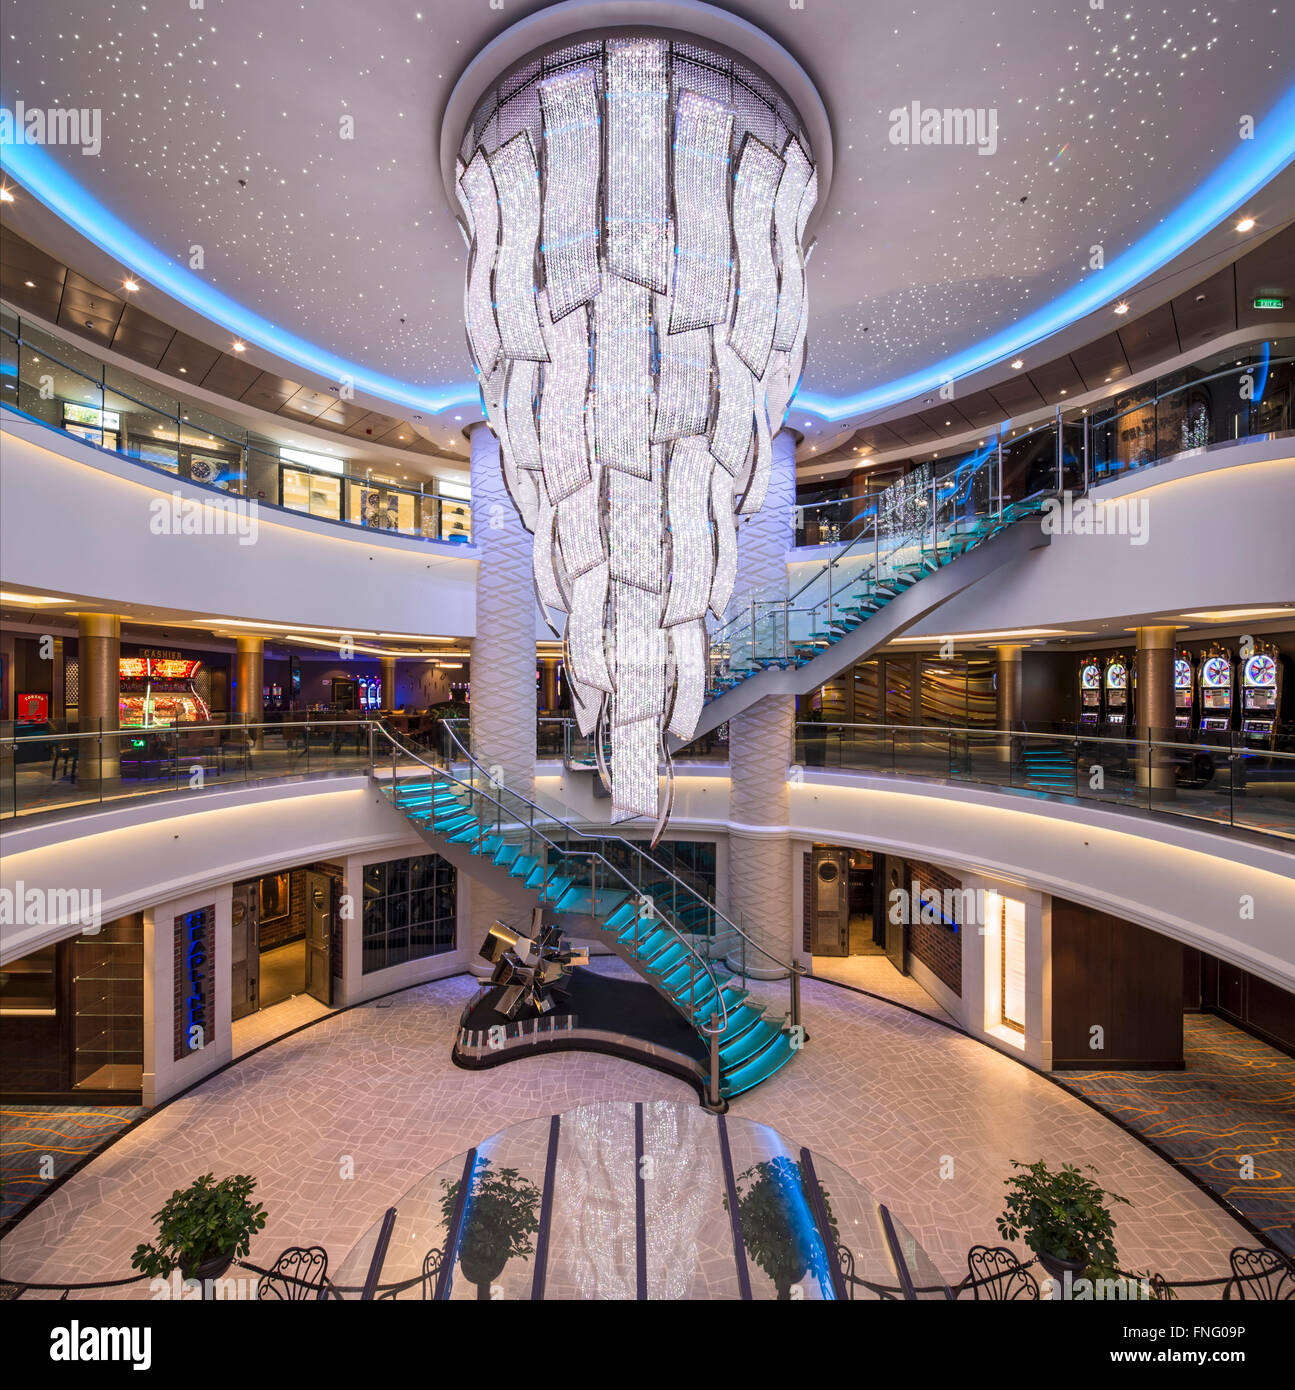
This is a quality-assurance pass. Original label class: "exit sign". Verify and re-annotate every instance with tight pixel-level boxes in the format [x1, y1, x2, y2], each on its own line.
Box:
[1253, 296, 1285, 310]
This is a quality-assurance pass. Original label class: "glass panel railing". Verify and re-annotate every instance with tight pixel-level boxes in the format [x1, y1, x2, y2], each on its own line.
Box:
[793, 723, 1295, 843]
[0, 314, 473, 543]
[0, 719, 373, 821]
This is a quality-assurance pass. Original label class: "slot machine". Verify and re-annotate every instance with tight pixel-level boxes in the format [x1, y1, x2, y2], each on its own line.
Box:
[1197, 644, 1234, 736]
[1078, 657, 1102, 731]
[1102, 655, 1130, 736]
[118, 657, 211, 727]
[1240, 640, 1281, 747]
[1173, 650, 1194, 730]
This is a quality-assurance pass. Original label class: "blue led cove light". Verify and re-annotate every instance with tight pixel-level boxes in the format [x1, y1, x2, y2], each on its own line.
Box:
[3, 78, 1294, 423]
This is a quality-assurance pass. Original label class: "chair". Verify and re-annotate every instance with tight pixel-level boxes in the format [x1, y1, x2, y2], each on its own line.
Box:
[963, 1245, 1039, 1300]
[50, 740, 79, 782]
[1225, 1246, 1294, 1300]
[256, 1246, 329, 1301]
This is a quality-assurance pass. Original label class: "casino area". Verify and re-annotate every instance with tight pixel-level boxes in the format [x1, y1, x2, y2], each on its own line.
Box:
[0, 0, 1293, 1327]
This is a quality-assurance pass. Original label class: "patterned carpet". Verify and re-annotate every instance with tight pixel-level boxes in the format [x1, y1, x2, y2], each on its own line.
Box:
[0, 1106, 144, 1228]
[1058, 1015, 1295, 1256]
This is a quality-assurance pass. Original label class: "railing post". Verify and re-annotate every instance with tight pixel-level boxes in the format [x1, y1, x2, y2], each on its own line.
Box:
[1083, 413, 1090, 494]
[709, 1026, 722, 1108]
[996, 434, 1004, 515]
[1055, 405, 1064, 493]
[873, 515, 879, 582]
[790, 964, 801, 1030]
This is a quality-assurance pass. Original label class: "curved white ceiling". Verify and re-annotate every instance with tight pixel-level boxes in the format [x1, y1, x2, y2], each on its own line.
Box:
[2, 0, 1293, 432]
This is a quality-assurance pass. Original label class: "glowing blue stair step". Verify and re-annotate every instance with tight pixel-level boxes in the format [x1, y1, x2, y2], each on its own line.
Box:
[447, 820, 484, 844]
[604, 901, 640, 933]
[524, 863, 551, 889]
[645, 943, 690, 978]
[493, 842, 521, 868]
[509, 854, 539, 881]
[624, 926, 672, 959]
[722, 1036, 797, 1098]
[538, 875, 573, 903]
[555, 885, 630, 917]
[697, 984, 750, 1026]
[719, 1016, 783, 1067]
[435, 812, 476, 835]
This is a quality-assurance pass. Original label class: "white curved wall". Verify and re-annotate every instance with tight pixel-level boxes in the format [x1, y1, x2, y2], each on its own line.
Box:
[905, 445, 1295, 634]
[0, 412, 479, 636]
[539, 763, 1295, 990]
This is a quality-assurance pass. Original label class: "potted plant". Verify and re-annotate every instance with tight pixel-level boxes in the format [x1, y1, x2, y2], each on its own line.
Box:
[440, 1158, 541, 1299]
[996, 1159, 1128, 1280]
[131, 1173, 267, 1290]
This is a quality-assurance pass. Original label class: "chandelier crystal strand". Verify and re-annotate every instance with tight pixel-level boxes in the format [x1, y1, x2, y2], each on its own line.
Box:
[455, 37, 816, 829]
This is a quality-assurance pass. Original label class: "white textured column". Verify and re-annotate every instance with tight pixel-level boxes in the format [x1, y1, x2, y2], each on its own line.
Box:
[467, 423, 537, 960]
[735, 428, 797, 600]
[467, 423, 536, 799]
[727, 429, 797, 976]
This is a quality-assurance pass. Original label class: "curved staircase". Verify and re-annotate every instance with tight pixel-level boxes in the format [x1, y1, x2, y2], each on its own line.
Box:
[372, 725, 803, 1104]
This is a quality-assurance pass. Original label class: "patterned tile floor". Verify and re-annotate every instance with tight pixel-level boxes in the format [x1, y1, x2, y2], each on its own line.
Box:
[1059, 1015, 1295, 1258]
[0, 964, 1257, 1298]
[810, 952, 956, 1024]
[0, 1106, 144, 1229]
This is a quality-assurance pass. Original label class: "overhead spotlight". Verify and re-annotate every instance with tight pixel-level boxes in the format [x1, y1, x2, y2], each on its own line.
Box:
[1235, 216, 1255, 233]
[232, 340, 246, 352]
[123, 278, 140, 293]
[24, 279, 35, 288]
[0, 187, 14, 203]
[1113, 301, 1130, 315]
[1010, 359, 1024, 369]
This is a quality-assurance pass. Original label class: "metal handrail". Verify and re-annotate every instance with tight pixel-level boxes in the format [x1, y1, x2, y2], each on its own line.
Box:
[373, 724, 732, 1043]
[0, 717, 375, 747]
[438, 717, 802, 984]
[798, 720, 1295, 755]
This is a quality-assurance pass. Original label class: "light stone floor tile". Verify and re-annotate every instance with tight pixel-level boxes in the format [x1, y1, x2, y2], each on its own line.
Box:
[0, 963, 1252, 1298]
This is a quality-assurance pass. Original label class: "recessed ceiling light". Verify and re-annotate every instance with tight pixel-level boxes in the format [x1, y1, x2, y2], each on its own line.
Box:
[23, 279, 35, 288]
[1235, 217, 1255, 233]
[232, 340, 246, 352]
[0, 188, 15, 203]
[1195, 293, 1207, 303]
[123, 279, 140, 293]
[1010, 359, 1024, 369]
[1113, 301, 1130, 315]
[1059, 389, 1068, 395]
[178, 366, 187, 373]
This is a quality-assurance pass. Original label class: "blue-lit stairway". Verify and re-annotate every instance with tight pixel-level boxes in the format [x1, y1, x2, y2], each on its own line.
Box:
[690, 500, 1051, 741]
[373, 732, 801, 1104]
[1018, 743, 1079, 793]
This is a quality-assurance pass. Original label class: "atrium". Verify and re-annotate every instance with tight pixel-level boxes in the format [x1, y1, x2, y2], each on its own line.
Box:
[0, 0, 1292, 1356]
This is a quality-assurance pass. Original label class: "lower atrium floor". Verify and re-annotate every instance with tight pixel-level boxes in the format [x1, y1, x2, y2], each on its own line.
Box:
[0, 962, 1264, 1296]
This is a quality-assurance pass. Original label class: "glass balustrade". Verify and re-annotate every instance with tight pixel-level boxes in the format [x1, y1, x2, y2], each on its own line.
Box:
[793, 722, 1295, 842]
[0, 718, 373, 820]
[0, 306, 473, 544]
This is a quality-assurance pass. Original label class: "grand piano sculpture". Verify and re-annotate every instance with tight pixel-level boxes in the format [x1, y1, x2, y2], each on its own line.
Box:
[479, 908, 589, 1019]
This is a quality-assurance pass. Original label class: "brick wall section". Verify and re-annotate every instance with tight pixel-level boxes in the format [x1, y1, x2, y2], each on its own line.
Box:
[902, 857, 963, 997]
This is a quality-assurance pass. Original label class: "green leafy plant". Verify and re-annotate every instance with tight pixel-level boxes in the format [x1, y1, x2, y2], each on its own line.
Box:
[727, 1155, 839, 1300]
[130, 1173, 266, 1279]
[440, 1159, 541, 1299]
[996, 1159, 1128, 1273]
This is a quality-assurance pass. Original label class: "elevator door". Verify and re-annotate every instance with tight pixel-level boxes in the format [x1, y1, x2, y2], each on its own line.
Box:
[810, 854, 849, 956]
[230, 883, 260, 1020]
[304, 872, 333, 1006]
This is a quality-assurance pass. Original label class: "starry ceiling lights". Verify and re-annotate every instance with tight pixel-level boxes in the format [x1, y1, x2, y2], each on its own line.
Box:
[452, 36, 818, 830]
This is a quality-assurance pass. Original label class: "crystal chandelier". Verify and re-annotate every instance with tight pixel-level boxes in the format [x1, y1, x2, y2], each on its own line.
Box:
[452, 36, 817, 830]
